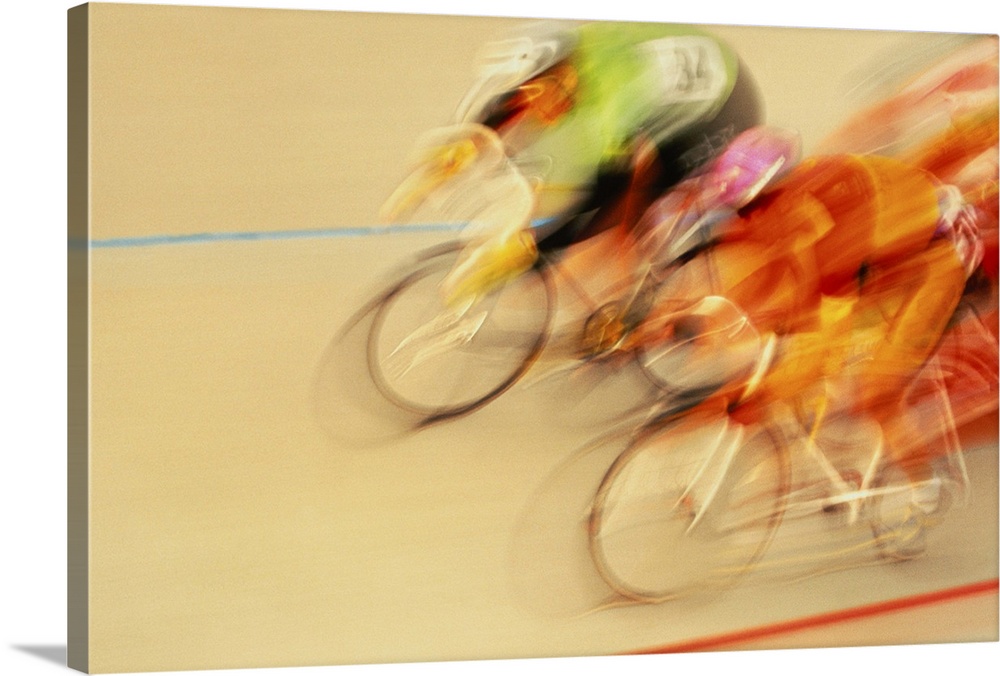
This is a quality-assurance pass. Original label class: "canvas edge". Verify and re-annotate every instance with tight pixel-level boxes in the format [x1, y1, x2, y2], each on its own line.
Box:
[68, 3, 90, 673]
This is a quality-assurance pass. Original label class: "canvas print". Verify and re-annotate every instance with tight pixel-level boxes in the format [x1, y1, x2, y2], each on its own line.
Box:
[68, 3, 999, 673]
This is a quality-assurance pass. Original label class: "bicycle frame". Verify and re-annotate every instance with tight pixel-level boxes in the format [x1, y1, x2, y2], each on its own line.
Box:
[662, 352, 974, 568]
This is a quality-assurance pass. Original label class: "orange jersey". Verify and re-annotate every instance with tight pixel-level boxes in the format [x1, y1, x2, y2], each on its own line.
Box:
[707, 155, 967, 410]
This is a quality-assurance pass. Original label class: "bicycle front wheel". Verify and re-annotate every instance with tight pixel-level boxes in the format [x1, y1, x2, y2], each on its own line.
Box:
[367, 247, 554, 421]
[588, 415, 788, 602]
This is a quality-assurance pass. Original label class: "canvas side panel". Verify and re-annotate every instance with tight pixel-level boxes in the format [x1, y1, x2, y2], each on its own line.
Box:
[67, 3, 90, 673]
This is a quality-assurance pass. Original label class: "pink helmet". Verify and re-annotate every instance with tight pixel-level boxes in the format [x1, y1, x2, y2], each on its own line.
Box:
[707, 126, 802, 209]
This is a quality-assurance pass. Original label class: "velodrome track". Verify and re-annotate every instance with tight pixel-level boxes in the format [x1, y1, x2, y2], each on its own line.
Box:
[79, 7, 998, 672]
[85, 227, 997, 672]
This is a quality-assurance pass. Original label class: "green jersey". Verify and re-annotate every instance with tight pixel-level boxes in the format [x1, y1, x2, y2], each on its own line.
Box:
[461, 21, 752, 224]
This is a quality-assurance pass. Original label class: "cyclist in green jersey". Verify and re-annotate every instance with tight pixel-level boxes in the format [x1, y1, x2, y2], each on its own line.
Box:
[381, 20, 763, 305]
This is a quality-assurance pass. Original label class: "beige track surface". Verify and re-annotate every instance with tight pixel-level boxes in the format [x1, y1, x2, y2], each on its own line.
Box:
[82, 5, 998, 672]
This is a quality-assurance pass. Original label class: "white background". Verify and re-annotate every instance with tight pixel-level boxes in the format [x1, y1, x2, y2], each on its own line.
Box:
[2, 1, 997, 675]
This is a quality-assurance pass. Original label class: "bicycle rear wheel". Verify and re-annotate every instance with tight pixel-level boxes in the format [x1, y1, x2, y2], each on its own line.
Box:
[588, 415, 788, 602]
[367, 247, 554, 421]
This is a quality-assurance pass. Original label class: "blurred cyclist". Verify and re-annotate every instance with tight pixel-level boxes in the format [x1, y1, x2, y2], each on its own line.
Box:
[381, 20, 763, 305]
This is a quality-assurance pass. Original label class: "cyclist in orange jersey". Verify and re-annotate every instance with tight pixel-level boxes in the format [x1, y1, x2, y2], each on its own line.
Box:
[633, 151, 984, 515]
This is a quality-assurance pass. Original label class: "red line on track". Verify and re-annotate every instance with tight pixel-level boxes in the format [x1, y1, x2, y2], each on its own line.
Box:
[632, 578, 999, 654]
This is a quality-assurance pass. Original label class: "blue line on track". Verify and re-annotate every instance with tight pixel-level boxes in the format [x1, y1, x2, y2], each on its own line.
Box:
[72, 218, 556, 250]
[72, 223, 467, 250]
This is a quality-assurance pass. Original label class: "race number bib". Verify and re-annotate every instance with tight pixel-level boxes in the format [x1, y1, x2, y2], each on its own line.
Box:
[641, 36, 728, 104]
